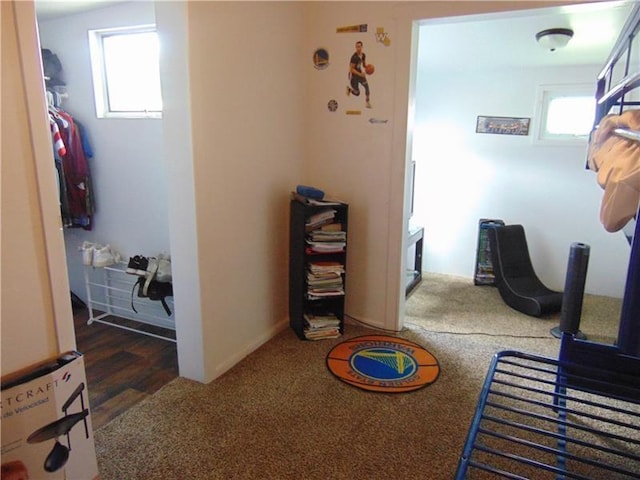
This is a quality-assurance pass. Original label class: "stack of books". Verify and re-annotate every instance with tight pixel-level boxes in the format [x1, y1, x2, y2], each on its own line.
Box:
[308, 227, 346, 243]
[305, 221, 346, 254]
[307, 261, 345, 300]
[303, 312, 341, 340]
[305, 209, 336, 231]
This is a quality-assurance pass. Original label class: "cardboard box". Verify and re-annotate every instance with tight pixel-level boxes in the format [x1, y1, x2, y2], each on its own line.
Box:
[1, 351, 99, 479]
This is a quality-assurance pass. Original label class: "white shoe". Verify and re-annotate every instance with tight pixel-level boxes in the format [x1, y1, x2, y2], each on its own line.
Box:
[156, 254, 172, 283]
[80, 241, 95, 266]
[146, 256, 159, 279]
[93, 244, 115, 267]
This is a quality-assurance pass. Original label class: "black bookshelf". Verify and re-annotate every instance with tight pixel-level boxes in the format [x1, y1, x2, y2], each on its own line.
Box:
[289, 198, 348, 340]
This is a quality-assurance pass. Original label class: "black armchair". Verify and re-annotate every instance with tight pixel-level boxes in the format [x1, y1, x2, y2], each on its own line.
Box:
[487, 224, 563, 317]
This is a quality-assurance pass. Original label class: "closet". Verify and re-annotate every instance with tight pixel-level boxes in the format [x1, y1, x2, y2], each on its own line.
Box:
[36, 2, 172, 321]
[36, 1, 178, 425]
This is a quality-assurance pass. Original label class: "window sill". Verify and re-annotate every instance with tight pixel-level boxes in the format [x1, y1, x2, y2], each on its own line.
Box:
[97, 112, 162, 120]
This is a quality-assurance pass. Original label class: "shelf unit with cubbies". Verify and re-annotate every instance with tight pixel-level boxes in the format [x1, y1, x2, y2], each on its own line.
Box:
[473, 218, 504, 285]
[289, 198, 348, 340]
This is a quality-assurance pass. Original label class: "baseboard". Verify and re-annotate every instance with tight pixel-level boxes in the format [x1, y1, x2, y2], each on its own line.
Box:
[210, 317, 289, 381]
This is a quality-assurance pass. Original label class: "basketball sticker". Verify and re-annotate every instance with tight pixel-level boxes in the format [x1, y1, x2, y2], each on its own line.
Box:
[326, 335, 440, 393]
[313, 48, 329, 70]
[345, 40, 373, 110]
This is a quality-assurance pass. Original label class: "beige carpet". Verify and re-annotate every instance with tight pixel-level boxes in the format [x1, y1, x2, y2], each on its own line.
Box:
[94, 273, 624, 479]
[406, 272, 622, 345]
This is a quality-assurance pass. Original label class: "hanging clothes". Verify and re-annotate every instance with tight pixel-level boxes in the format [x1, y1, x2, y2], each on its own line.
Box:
[587, 109, 640, 233]
[48, 105, 95, 229]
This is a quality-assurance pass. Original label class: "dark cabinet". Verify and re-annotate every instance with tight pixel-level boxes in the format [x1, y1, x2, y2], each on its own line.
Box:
[289, 198, 348, 340]
[473, 218, 504, 285]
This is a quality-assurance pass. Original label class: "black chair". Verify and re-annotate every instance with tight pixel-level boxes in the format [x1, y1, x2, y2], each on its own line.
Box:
[487, 224, 563, 317]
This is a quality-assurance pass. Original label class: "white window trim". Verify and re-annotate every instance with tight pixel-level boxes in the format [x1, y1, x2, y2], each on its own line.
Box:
[532, 83, 594, 146]
[88, 24, 162, 119]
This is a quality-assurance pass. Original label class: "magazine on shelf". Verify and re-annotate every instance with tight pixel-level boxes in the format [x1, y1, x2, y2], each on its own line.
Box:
[305, 240, 346, 253]
[309, 230, 346, 242]
[309, 261, 344, 270]
[304, 329, 341, 340]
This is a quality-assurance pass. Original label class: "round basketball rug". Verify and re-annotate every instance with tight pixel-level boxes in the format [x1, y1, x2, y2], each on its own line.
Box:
[326, 335, 440, 393]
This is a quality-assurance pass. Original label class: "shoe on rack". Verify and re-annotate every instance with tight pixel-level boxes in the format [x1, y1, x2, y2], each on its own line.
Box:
[155, 254, 172, 283]
[80, 241, 96, 266]
[93, 244, 115, 268]
[146, 257, 159, 281]
[126, 255, 149, 276]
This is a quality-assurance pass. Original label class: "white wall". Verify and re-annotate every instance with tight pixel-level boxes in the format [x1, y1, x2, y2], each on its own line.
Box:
[304, 2, 399, 328]
[176, 1, 306, 381]
[37, 2, 171, 303]
[155, 3, 204, 381]
[413, 58, 631, 297]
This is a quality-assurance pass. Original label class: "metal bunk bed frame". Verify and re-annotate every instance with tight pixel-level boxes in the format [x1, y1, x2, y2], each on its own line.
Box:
[456, 5, 640, 478]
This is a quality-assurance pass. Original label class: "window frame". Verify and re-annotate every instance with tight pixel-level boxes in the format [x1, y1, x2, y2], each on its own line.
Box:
[88, 24, 162, 119]
[533, 83, 595, 146]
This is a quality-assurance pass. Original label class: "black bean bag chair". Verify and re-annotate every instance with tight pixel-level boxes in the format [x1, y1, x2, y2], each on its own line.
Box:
[487, 224, 563, 317]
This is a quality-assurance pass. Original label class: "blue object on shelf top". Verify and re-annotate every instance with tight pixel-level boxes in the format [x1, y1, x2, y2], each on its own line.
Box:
[296, 185, 325, 200]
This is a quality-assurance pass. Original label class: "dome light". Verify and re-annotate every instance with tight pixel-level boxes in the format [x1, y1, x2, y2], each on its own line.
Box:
[535, 28, 574, 51]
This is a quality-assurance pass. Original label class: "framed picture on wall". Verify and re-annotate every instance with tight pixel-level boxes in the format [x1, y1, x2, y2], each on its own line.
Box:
[476, 116, 530, 136]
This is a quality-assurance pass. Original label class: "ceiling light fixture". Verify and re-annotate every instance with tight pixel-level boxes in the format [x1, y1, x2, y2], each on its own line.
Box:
[535, 28, 574, 52]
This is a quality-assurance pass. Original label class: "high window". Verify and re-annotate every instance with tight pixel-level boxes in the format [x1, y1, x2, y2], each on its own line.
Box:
[535, 84, 595, 144]
[88, 25, 162, 118]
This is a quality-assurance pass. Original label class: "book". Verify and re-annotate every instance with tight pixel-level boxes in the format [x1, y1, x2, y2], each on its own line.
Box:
[304, 329, 341, 340]
[305, 240, 346, 250]
[309, 231, 346, 241]
[308, 261, 344, 275]
[304, 313, 340, 329]
[305, 209, 336, 230]
[320, 223, 343, 232]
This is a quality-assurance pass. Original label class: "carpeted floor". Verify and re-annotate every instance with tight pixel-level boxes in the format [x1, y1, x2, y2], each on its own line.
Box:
[405, 272, 622, 345]
[94, 273, 624, 479]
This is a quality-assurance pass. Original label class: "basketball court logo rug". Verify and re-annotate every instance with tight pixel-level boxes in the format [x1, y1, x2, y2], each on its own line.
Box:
[326, 335, 440, 393]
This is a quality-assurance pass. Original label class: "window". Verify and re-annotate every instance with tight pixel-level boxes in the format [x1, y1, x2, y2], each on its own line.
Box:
[89, 25, 162, 118]
[534, 84, 595, 144]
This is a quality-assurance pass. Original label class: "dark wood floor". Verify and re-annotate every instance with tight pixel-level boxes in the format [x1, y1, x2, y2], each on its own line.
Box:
[73, 308, 178, 430]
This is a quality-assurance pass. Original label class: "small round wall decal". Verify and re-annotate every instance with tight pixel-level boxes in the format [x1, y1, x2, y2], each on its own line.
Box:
[328, 99, 338, 112]
[313, 48, 329, 69]
[326, 335, 440, 393]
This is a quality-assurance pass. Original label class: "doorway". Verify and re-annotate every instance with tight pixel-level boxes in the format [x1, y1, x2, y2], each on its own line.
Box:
[408, 2, 632, 299]
[35, 1, 178, 427]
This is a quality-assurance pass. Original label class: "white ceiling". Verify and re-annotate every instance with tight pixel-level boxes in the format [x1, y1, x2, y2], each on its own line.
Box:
[35, 0, 635, 71]
[34, 0, 128, 20]
[418, 1, 636, 71]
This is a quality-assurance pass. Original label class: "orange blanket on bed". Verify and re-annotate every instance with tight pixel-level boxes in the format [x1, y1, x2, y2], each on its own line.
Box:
[587, 109, 640, 233]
